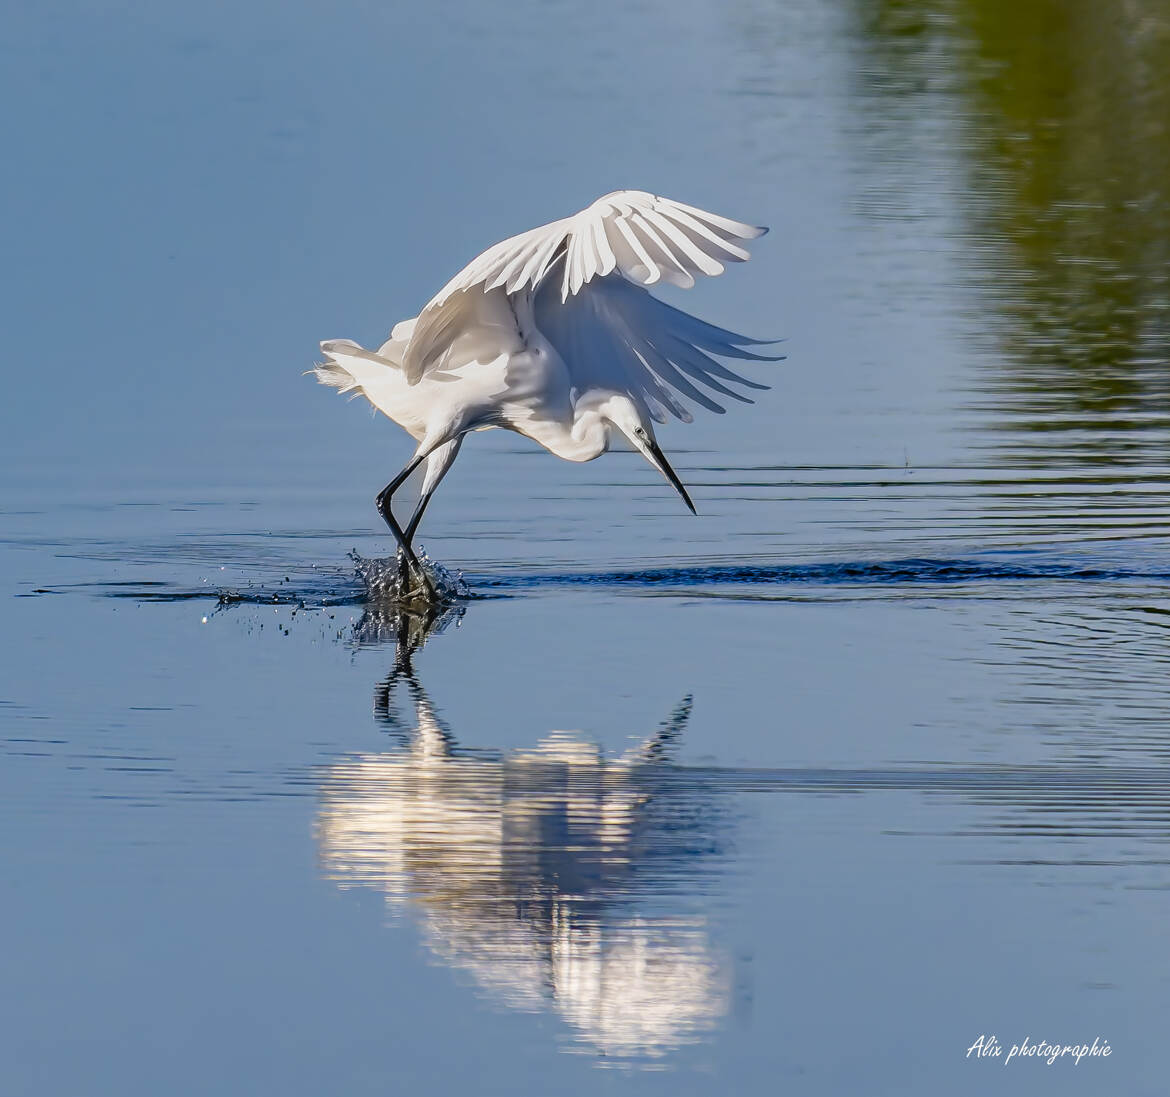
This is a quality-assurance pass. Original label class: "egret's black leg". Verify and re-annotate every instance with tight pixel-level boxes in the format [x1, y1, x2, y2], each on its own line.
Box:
[374, 484, 421, 573]
[375, 452, 435, 599]
[404, 437, 464, 553]
[403, 490, 436, 550]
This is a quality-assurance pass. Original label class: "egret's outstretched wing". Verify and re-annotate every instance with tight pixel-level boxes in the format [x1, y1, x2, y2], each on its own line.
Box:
[404, 191, 766, 383]
[533, 271, 779, 424]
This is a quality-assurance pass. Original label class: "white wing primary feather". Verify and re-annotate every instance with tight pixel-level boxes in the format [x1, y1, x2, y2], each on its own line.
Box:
[404, 190, 766, 383]
[532, 269, 779, 425]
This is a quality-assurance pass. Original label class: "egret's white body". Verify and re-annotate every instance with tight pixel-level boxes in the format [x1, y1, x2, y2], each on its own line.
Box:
[314, 190, 775, 588]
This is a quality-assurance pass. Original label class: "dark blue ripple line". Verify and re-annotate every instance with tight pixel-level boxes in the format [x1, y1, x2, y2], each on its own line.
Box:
[78, 555, 1170, 607]
[472, 557, 1170, 591]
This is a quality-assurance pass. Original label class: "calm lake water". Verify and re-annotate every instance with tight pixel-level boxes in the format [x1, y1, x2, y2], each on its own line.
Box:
[3, 1, 1170, 1094]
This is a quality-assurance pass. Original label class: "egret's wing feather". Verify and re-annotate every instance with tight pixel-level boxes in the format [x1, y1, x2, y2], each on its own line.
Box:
[404, 191, 766, 383]
[402, 288, 527, 381]
[533, 271, 781, 423]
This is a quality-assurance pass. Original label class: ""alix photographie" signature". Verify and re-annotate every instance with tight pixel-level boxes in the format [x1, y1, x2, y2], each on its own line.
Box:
[967, 1035, 1112, 1066]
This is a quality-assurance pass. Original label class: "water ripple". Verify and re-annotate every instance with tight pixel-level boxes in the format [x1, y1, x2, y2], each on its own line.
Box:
[47, 549, 1170, 607]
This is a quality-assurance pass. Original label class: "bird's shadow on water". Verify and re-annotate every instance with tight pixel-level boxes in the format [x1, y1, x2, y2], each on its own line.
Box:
[319, 605, 738, 1062]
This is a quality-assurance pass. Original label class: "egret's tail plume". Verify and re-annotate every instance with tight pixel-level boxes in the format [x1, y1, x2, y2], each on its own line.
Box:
[313, 339, 366, 397]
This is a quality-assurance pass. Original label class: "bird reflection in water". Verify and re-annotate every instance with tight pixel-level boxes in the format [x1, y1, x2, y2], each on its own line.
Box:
[316, 607, 732, 1060]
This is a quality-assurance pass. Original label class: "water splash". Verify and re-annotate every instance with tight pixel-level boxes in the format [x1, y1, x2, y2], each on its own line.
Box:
[349, 548, 470, 605]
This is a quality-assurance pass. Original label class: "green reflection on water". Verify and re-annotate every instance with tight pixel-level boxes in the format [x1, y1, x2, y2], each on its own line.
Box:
[857, 0, 1170, 463]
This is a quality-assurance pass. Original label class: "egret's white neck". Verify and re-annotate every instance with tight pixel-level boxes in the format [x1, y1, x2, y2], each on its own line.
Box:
[529, 407, 609, 463]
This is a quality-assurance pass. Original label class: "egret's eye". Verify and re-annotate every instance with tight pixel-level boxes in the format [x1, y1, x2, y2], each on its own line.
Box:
[635, 427, 646, 438]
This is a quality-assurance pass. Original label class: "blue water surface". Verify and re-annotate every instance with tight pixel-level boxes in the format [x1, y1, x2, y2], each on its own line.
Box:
[3, 1, 1169, 1094]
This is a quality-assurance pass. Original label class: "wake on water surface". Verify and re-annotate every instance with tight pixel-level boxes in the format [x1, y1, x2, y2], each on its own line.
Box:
[41, 544, 1170, 610]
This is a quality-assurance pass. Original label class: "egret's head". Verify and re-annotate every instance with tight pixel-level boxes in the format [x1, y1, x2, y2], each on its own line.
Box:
[599, 395, 697, 515]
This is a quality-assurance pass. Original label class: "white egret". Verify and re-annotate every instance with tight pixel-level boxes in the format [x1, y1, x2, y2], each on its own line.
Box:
[314, 190, 777, 595]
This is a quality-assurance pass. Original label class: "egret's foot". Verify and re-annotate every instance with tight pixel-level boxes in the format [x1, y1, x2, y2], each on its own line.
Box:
[394, 550, 438, 604]
[405, 579, 439, 605]
[413, 564, 438, 603]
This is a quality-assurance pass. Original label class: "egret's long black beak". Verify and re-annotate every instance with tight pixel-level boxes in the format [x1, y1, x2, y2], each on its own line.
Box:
[644, 437, 697, 515]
